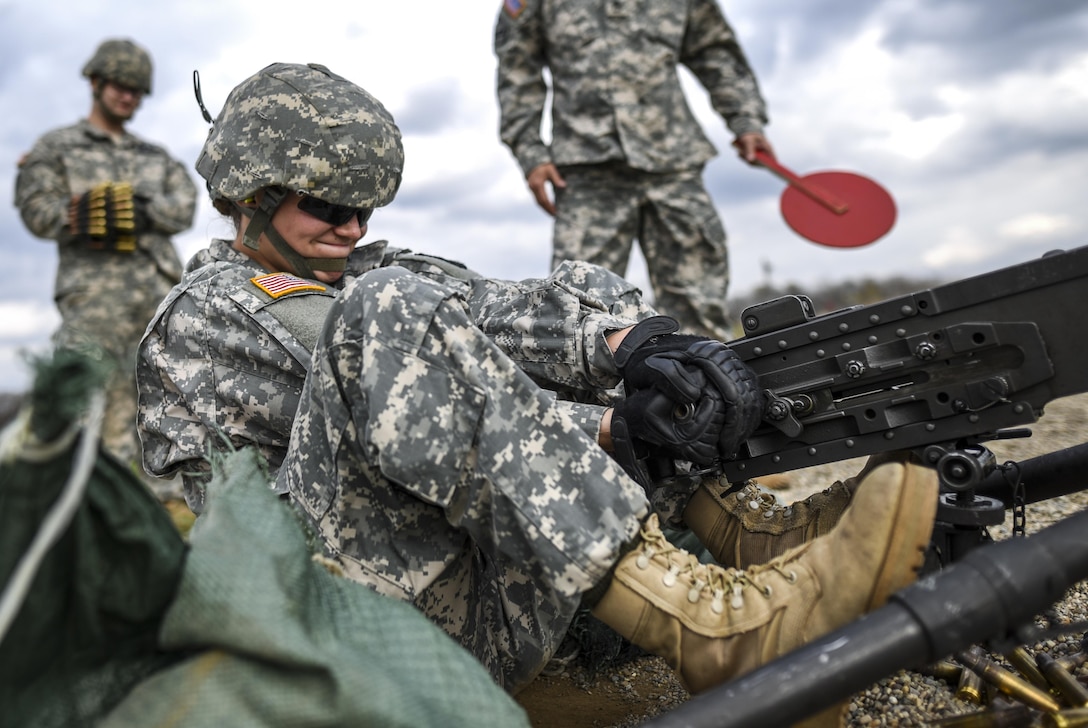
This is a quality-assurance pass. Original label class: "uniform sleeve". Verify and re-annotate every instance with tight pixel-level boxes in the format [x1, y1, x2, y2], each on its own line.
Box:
[13, 138, 72, 242]
[144, 152, 198, 235]
[137, 288, 220, 488]
[464, 260, 657, 393]
[556, 399, 609, 442]
[136, 277, 308, 498]
[493, 1, 553, 175]
[680, 0, 769, 137]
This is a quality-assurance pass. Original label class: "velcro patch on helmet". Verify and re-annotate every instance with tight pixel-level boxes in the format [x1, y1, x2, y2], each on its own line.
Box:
[251, 273, 326, 298]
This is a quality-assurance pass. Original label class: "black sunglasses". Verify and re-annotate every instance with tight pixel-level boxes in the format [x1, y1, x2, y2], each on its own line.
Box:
[298, 195, 374, 227]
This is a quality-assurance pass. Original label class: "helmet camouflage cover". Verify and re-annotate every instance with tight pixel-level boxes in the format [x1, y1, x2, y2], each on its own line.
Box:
[196, 62, 404, 211]
[82, 39, 153, 95]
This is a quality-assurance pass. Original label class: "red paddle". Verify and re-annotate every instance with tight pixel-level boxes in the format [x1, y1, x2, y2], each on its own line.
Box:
[753, 150, 897, 248]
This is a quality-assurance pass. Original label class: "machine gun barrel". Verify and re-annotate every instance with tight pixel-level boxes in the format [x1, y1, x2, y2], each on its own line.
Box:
[723, 246, 1088, 482]
[975, 441, 1088, 506]
[643, 502, 1088, 728]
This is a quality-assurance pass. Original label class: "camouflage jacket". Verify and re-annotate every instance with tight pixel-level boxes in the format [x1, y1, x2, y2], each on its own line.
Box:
[138, 237, 653, 510]
[14, 119, 196, 295]
[494, 0, 769, 176]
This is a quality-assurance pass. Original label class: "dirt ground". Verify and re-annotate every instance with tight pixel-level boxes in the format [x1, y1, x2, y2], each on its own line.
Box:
[516, 655, 685, 728]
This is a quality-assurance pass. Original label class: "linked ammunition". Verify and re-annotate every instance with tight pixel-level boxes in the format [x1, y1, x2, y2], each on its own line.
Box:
[1005, 645, 1051, 691]
[956, 664, 985, 705]
[1042, 706, 1088, 728]
[928, 704, 1034, 727]
[1056, 652, 1088, 673]
[955, 647, 1061, 713]
[920, 660, 964, 684]
[1039, 652, 1088, 708]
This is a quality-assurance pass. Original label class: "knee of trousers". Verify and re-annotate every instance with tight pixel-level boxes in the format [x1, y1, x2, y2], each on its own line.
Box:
[328, 267, 466, 351]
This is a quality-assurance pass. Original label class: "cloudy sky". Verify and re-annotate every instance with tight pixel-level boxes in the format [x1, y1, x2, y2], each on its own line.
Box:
[2, 0, 1086, 392]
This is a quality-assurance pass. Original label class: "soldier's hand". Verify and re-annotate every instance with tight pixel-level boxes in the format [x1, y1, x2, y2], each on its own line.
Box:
[614, 317, 765, 459]
[611, 377, 730, 467]
[526, 162, 565, 217]
[732, 132, 774, 165]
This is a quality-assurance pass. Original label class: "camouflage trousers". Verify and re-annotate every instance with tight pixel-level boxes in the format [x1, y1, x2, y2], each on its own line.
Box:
[53, 268, 181, 501]
[553, 163, 733, 341]
[282, 266, 651, 693]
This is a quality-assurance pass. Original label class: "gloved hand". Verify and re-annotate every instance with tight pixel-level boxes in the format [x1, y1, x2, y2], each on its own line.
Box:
[69, 181, 145, 251]
[613, 316, 765, 459]
[611, 382, 728, 467]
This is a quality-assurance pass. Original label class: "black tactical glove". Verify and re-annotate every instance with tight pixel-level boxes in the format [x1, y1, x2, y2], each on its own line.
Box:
[70, 181, 144, 251]
[611, 381, 728, 468]
[613, 316, 765, 459]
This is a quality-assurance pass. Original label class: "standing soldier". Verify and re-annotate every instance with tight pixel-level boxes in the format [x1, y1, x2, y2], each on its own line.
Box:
[14, 38, 197, 503]
[494, 0, 775, 341]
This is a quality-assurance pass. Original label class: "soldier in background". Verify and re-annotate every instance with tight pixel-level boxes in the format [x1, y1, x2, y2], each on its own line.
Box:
[494, 0, 775, 341]
[14, 38, 197, 503]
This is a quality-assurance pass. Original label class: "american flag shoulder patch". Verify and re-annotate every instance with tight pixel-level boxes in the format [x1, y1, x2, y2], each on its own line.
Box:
[504, 0, 526, 19]
[250, 272, 327, 299]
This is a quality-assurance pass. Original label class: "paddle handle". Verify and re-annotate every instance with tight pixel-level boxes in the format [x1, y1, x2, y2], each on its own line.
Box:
[754, 150, 849, 215]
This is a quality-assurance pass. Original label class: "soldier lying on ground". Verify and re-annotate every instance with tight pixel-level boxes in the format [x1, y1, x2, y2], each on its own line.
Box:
[136, 62, 938, 721]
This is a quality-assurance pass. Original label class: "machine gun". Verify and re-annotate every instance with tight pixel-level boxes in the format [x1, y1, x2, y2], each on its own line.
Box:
[720, 244, 1088, 565]
[639, 246, 1088, 726]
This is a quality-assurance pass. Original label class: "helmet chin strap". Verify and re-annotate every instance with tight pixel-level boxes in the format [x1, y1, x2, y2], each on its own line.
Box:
[237, 188, 347, 280]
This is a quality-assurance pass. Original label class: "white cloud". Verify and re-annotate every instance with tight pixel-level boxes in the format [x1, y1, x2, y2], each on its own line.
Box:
[922, 227, 990, 268]
[869, 112, 966, 161]
[0, 302, 59, 340]
[999, 213, 1079, 241]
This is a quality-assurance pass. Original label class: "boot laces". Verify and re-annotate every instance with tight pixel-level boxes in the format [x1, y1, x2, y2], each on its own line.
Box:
[740, 483, 793, 520]
[636, 521, 799, 614]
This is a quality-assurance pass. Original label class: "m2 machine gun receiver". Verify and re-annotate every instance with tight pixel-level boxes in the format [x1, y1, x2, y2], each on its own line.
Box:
[723, 246, 1088, 561]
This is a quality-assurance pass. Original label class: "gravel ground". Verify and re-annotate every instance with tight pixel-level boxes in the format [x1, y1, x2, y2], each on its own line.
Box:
[519, 393, 1088, 727]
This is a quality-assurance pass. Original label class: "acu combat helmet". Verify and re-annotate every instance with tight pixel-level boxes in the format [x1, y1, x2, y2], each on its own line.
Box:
[82, 39, 153, 95]
[195, 62, 404, 279]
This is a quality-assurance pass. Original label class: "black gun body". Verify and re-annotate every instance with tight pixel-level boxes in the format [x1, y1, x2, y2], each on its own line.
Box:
[723, 246, 1088, 483]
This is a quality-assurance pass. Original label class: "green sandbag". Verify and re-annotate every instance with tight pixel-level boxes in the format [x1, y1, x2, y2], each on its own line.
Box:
[102, 446, 529, 728]
[0, 351, 187, 728]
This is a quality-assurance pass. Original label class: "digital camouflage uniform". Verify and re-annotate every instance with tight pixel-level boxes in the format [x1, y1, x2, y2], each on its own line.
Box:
[137, 236, 660, 514]
[278, 261, 668, 692]
[134, 63, 931, 712]
[138, 231, 679, 690]
[494, 0, 769, 340]
[15, 119, 196, 495]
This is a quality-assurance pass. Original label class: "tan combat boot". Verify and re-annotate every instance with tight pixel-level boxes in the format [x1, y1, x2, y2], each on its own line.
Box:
[684, 453, 912, 569]
[591, 462, 938, 698]
[683, 478, 853, 569]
